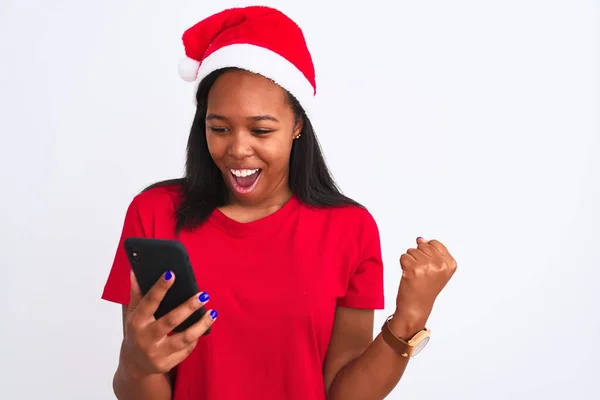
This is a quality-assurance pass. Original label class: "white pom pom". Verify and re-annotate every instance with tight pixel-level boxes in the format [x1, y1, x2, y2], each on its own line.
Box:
[178, 57, 200, 82]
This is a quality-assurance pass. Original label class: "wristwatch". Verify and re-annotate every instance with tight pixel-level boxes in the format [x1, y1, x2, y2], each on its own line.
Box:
[381, 315, 431, 358]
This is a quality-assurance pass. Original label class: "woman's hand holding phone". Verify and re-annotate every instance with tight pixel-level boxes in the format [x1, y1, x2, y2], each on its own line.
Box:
[119, 270, 217, 378]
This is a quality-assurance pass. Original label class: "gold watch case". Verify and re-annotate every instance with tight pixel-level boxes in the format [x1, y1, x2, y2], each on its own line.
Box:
[381, 316, 431, 358]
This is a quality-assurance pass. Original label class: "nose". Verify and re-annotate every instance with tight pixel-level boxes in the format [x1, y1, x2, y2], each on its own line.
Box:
[227, 130, 254, 160]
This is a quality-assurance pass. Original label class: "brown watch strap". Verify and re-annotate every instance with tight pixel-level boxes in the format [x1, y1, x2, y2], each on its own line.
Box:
[380, 316, 411, 357]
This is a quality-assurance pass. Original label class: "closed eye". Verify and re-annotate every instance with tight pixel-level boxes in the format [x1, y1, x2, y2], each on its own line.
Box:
[252, 129, 273, 136]
[209, 127, 228, 134]
[208, 127, 273, 135]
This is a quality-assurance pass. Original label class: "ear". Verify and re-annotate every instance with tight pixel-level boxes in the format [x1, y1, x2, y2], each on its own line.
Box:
[292, 117, 303, 138]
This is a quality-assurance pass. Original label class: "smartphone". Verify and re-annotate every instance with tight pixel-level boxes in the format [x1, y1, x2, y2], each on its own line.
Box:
[123, 237, 209, 334]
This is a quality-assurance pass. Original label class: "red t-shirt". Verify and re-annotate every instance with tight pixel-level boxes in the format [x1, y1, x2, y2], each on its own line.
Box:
[102, 185, 385, 400]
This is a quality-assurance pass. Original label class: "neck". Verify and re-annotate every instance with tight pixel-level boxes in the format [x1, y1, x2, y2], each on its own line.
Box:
[228, 187, 292, 209]
[220, 185, 293, 223]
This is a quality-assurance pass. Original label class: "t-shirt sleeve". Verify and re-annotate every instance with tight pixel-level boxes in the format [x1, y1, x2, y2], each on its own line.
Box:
[337, 209, 385, 310]
[101, 197, 148, 306]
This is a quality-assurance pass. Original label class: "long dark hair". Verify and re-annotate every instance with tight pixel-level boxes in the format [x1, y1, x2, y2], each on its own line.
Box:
[144, 67, 362, 233]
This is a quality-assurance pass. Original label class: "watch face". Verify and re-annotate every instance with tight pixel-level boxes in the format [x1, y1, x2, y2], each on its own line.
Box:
[411, 336, 430, 357]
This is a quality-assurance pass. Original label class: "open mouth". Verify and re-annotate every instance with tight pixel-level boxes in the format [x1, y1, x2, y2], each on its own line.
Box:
[228, 168, 262, 195]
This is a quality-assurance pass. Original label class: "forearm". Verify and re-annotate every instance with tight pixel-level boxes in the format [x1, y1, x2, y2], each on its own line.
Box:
[113, 362, 172, 400]
[328, 315, 425, 400]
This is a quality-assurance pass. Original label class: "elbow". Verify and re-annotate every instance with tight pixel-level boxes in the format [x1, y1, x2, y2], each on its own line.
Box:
[112, 367, 124, 399]
[325, 359, 354, 400]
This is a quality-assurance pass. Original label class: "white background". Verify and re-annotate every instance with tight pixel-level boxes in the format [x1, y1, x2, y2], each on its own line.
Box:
[0, 0, 598, 399]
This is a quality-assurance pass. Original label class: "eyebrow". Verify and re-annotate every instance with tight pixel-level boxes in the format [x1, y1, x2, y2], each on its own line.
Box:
[206, 113, 280, 123]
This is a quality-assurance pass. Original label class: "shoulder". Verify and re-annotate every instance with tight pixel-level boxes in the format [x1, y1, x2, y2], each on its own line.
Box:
[123, 183, 183, 234]
[129, 183, 183, 214]
[298, 201, 380, 238]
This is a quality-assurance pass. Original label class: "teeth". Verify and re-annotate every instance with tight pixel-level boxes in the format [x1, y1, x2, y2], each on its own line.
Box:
[230, 168, 260, 178]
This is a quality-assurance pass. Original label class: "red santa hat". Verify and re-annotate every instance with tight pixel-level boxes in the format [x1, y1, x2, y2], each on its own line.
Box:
[178, 6, 316, 118]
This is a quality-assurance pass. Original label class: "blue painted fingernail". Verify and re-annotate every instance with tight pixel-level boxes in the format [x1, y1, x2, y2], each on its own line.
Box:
[198, 292, 210, 302]
[210, 310, 218, 319]
[164, 270, 173, 281]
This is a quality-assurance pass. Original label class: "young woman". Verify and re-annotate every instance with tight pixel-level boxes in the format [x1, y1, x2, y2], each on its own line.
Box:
[101, 6, 457, 400]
